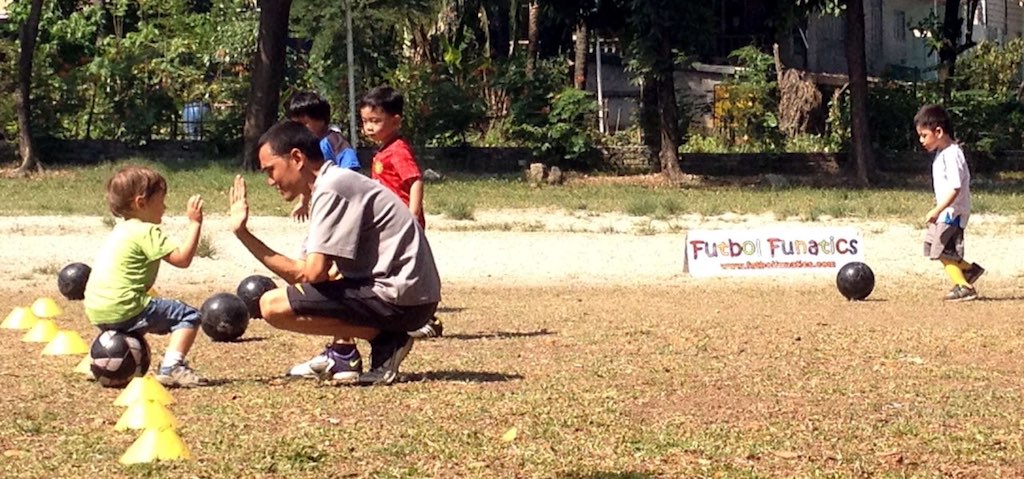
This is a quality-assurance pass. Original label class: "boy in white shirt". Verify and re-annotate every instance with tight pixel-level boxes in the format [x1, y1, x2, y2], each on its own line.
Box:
[915, 104, 985, 301]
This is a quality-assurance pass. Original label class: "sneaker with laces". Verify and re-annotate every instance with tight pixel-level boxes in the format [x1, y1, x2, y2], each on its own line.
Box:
[409, 317, 444, 339]
[964, 263, 985, 284]
[357, 332, 413, 386]
[944, 285, 978, 302]
[286, 346, 362, 382]
[155, 362, 207, 388]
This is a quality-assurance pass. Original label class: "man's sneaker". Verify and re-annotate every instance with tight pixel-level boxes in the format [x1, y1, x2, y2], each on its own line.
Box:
[357, 332, 413, 386]
[409, 317, 444, 339]
[286, 346, 362, 382]
[964, 263, 986, 284]
[944, 285, 979, 302]
[155, 362, 207, 388]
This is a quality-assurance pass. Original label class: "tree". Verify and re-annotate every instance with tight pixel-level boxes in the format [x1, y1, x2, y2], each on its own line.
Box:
[938, 0, 980, 97]
[242, 0, 292, 171]
[526, 1, 539, 78]
[14, 0, 45, 176]
[573, 19, 587, 90]
[844, 0, 876, 186]
[618, 0, 712, 181]
[778, 0, 875, 184]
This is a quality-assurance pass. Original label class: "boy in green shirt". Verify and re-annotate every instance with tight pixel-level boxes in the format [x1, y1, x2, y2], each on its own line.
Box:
[84, 165, 208, 387]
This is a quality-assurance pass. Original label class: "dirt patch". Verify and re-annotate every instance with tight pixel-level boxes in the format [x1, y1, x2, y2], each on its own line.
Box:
[3, 211, 1022, 294]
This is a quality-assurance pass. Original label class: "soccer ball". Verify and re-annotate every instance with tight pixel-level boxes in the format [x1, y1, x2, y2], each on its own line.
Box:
[836, 261, 875, 301]
[235, 274, 277, 319]
[89, 330, 151, 388]
[57, 262, 91, 301]
[201, 292, 250, 342]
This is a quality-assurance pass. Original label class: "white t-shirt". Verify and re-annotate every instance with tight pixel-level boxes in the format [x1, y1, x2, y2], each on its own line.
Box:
[931, 143, 972, 227]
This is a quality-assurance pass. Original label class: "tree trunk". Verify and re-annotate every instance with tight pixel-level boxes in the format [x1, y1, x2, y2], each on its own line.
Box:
[655, 35, 682, 180]
[484, 0, 511, 61]
[526, 1, 539, 78]
[846, 0, 876, 186]
[242, 0, 292, 171]
[573, 20, 588, 89]
[640, 73, 661, 169]
[14, 0, 45, 176]
[938, 0, 962, 98]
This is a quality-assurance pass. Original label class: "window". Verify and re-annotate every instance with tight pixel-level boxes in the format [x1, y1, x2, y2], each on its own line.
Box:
[894, 10, 907, 42]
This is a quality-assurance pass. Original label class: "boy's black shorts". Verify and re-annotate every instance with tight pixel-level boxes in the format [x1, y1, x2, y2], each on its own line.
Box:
[286, 278, 436, 332]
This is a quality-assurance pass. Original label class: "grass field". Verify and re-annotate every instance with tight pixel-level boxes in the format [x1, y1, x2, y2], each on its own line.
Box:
[4, 161, 1024, 477]
[4, 280, 1024, 478]
[3, 159, 1024, 224]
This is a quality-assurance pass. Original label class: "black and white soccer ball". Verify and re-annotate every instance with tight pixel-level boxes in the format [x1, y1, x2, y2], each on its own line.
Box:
[89, 330, 151, 388]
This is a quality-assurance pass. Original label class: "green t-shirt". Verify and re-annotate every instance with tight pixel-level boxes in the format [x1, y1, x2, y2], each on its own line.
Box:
[84, 219, 176, 325]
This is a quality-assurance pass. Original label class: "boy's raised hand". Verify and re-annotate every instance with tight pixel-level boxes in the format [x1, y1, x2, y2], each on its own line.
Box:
[229, 175, 249, 234]
[186, 194, 204, 224]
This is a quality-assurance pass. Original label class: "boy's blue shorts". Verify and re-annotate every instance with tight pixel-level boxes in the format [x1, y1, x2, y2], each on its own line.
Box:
[96, 298, 200, 335]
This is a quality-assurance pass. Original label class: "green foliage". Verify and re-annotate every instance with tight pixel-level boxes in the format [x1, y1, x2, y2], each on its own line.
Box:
[866, 83, 921, 152]
[946, 89, 1024, 152]
[699, 46, 781, 152]
[0, 38, 16, 140]
[955, 39, 1024, 97]
[386, 53, 486, 147]
[2, 0, 255, 145]
[508, 86, 598, 166]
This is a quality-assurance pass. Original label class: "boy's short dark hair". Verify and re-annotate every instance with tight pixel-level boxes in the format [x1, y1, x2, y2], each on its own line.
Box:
[284, 91, 331, 122]
[258, 120, 325, 163]
[358, 85, 404, 116]
[106, 165, 167, 218]
[914, 104, 954, 138]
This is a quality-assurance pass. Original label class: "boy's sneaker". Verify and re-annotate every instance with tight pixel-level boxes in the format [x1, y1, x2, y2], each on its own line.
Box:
[409, 317, 444, 339]
[357, 332, 413, 386]
[944, 285, 978, 302]
[155, 362, 207, 388]
[286, 346, 362, 382]
[964, 263, 986, 284]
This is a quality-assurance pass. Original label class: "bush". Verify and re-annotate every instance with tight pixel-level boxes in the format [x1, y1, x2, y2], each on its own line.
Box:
[508, 86, 598, 167]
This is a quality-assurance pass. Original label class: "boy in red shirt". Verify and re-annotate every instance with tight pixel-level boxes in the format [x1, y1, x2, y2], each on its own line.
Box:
[359, 85, 439, 337]
[358, 86, 426, 229]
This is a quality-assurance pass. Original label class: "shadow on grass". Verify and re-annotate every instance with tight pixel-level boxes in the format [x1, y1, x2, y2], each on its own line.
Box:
[227, 336, 269, 343]
[403, 370, 524, 383]
[557, 472, 655, 479]
[437, 306, 466, 313]
[976, 296, 1024, 302]
[444, 329, 555, 340]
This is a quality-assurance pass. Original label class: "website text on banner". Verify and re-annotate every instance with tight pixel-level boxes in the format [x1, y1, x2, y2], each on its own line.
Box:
[684, 227, 865, 278]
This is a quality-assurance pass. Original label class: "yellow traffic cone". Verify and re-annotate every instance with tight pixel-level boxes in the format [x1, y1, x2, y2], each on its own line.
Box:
[42, 330, 90, 355]
[31, 297, 62, 318]
[114, 401, 179, 431]
[2, 307, 37, 330]
[118, 427, 191, 465]
[114, 376, 174, 407]
[74, 355, 93, 375]
[21, 319, 58, 343]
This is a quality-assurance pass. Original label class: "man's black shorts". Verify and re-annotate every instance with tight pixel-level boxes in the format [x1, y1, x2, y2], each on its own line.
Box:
[286, 278, 437, 332]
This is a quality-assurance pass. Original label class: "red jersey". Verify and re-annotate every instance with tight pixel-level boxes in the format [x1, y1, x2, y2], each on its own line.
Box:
[372, 136, 425, 227]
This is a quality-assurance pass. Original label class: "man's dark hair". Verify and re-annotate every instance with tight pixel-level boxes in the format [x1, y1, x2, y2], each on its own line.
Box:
[358, 85, 404, 116]
[258, 120, 325, 162]
[914, 104, 954, 138]
[284, 91, 331, 122]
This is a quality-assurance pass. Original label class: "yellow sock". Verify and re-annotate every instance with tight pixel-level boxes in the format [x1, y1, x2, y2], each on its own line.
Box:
[941, 260, 969, 287]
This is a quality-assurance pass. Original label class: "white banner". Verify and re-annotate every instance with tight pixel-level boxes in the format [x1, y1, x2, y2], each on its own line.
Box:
[684, 227, 865, 277]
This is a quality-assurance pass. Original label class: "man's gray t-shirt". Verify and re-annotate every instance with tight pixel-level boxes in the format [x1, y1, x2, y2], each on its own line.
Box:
[304, 162, 441, 306]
